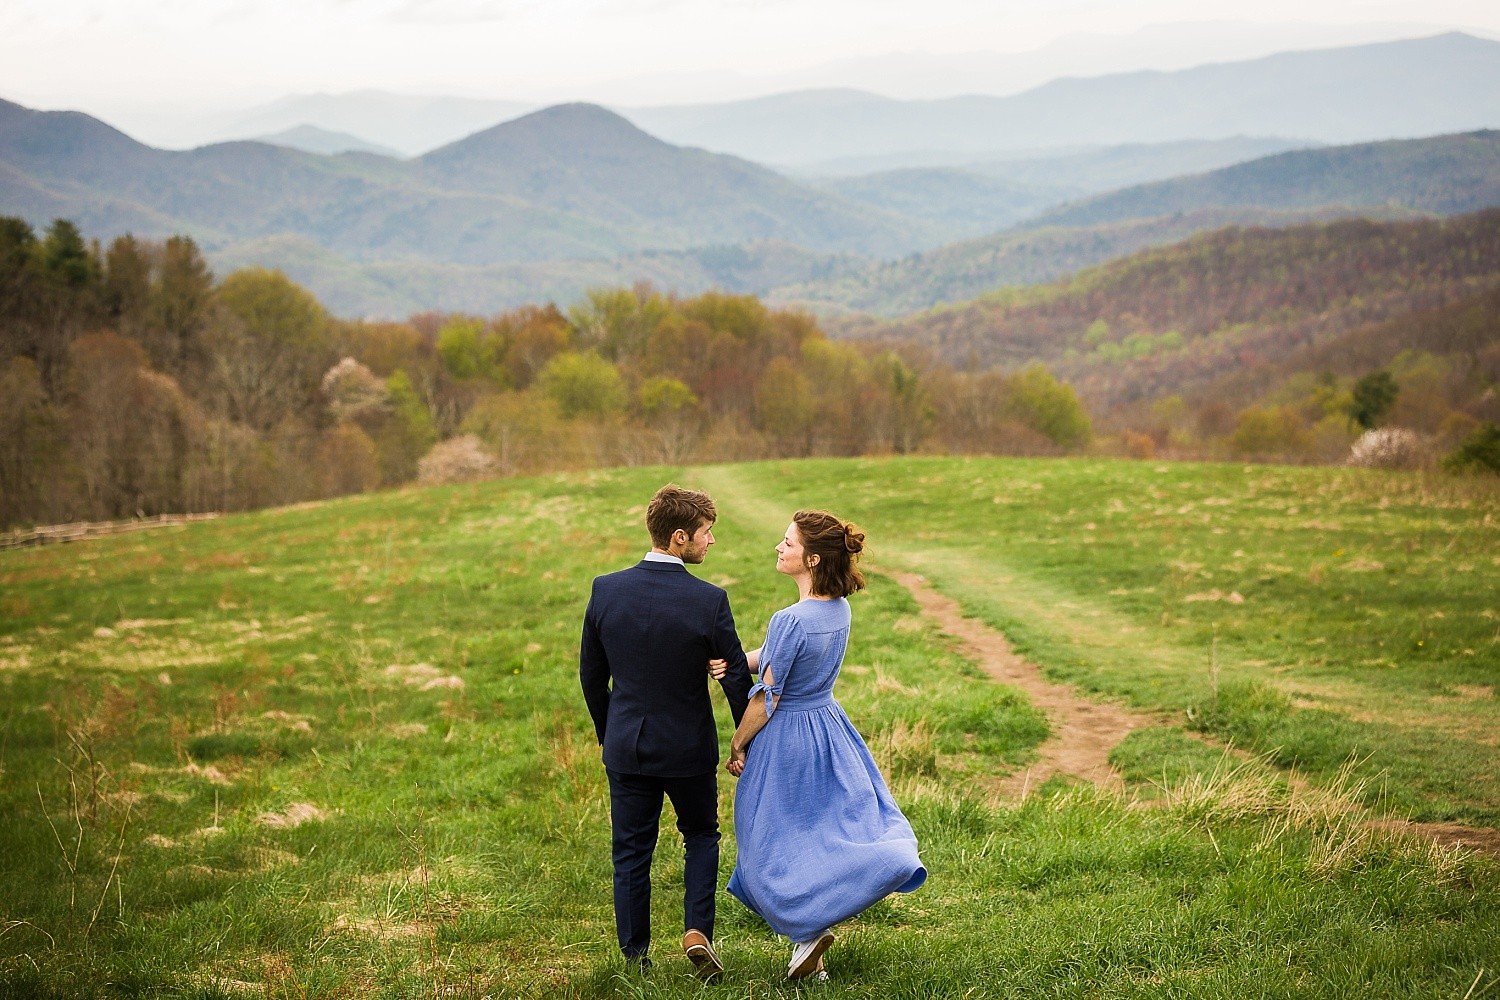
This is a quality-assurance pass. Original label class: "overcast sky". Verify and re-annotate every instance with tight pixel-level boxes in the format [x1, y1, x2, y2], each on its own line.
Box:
[4, 0, 1499, 115]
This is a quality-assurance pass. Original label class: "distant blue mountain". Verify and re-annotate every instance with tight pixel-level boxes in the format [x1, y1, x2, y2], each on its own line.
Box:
[256, 125, 403, 159]
[1028, 131, 1500, 229]
[622, 33, 1500, 168]
[0, 99, 936, 267]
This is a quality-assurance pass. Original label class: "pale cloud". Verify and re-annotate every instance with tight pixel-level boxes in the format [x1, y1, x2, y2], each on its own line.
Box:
[1, 0, 1496, 113]
[387, 0, 532, 24]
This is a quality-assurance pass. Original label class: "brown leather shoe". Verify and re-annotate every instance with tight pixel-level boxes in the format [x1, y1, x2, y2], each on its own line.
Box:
[682, 929, 724, 980]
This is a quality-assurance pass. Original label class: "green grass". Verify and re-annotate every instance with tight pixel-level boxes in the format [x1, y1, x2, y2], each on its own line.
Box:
[1, 458, 1497, 997]
[708, 458, 1500, 824]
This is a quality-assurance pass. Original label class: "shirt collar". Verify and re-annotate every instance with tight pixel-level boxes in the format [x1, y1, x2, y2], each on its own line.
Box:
[644, 551, 684, 566]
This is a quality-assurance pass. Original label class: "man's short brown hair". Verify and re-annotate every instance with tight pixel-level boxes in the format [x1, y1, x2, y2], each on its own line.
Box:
[646, 484, 717, 549]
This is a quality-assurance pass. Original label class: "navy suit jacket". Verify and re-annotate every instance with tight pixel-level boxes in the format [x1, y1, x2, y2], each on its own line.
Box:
[580, 559, 752, 777]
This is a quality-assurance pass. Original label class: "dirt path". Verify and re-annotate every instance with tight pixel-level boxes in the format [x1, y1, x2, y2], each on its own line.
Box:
[884, 566, 1500, 856]
[696, 465, 1499, 855]
[883, 567, 1157, 798]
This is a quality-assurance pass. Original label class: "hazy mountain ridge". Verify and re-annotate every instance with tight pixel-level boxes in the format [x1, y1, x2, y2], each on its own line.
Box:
[4, 87, 1500, 320]
[257, 125, 404, 158]
[207, 127, 1500, 319]
[0, 99, 939, 270]
[781, 206, 1428, 319]
[217, 91, 536, 157]
[622, 33, 1500, 168]
[414, 104, 936, 256]
[1031, 131, 1500, 228]
[804, 138, 1321, 247]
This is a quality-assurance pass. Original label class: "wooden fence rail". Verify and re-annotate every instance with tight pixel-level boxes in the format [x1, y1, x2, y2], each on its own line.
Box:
[0, 513, 222, 551]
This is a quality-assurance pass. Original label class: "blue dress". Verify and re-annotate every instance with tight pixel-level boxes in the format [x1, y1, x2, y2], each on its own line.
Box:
[726, 597, 926, 942]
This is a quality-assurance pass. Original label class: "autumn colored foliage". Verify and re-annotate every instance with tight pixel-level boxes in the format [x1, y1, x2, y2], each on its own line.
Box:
[0, 218, 1094, 529]
[838, 210, 1500, 466]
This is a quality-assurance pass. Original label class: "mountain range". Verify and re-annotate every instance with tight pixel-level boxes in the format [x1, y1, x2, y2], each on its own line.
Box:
[102, 31, 1500, 171]
[789, 131, 1500, 317]
[0, 99, 936, 271]
[4, 31, 1500, 321]
[218, 92, 535, 158]
[621, 32, 1500, 170]
[256, 125, 402, 159]
[6, 87, 1498, 319]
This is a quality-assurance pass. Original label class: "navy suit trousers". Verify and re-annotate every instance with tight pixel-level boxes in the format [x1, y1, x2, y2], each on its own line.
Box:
[606, 767, 720, 957]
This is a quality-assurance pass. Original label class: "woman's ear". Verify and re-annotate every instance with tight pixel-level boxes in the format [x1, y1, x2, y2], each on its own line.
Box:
[807, 553, 820, 568]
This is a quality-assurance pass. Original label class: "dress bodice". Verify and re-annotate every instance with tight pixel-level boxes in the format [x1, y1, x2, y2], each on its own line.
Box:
[751, 597, 850, 713]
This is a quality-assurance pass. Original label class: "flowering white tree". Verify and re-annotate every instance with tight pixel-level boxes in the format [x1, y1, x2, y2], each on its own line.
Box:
[1347, 428, 1429, 470]
[417, 434, 499, 485]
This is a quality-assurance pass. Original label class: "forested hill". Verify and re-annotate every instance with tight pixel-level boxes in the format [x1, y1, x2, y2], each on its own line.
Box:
[414, 104, 929, 251]
[768, 131, 1500, 317]
[1028, 130, 1500, 230]
[833, 210, 1500, 410]
[0, 99, 935, 266]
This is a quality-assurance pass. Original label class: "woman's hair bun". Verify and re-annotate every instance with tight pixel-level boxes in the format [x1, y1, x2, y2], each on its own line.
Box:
[843, 523, 865, 554]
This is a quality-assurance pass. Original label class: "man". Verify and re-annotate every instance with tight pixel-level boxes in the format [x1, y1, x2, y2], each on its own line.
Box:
[580, 483, 752, 978]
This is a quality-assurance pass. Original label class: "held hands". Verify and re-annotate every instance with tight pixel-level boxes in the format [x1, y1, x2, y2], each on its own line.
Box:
[707, 657, 728, 680]
[726, 743, 747, 777]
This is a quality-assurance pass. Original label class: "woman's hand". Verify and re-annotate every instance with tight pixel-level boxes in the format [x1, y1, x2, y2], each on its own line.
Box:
[726, 743, 747, 777]
[725, 690, 769, 778]
[707, 657, 728, 680]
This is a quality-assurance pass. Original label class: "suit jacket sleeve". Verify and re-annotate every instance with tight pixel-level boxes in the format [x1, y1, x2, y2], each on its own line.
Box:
[579, 584, 610, 744]
[711, 590, 753, 725]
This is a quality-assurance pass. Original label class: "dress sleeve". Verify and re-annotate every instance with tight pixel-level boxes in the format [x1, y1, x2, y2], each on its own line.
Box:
[747, 611, 804, 718]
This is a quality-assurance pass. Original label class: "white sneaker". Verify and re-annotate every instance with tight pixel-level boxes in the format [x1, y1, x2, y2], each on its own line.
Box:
[788, 930, 834, 979]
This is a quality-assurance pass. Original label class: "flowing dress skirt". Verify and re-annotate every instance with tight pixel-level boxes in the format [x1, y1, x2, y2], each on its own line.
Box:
[726, 696, 926, 942]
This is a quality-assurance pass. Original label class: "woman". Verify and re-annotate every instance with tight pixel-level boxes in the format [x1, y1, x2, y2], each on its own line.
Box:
[713, 510, 926, 980]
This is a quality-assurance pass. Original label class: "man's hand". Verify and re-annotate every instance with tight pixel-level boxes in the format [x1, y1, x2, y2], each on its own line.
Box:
[707, 657, 728, 680]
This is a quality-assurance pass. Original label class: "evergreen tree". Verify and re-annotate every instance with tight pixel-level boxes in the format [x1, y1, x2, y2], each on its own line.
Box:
[1349, 370, 1399, 429]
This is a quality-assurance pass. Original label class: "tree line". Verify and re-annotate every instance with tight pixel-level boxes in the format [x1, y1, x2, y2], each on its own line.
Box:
[0, 216, 1094, 530]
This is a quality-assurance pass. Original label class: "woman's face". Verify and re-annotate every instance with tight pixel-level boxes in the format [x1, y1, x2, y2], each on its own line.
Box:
[775, 522, 809, 578]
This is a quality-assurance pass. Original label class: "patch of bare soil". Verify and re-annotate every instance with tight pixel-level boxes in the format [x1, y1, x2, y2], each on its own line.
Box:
[885, 569, 1155, 797]
[1366, 820, 1500, 856]
[885, 568, 1500, 856]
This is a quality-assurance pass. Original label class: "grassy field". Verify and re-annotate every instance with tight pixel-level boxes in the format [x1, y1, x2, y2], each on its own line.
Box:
[705, 459, 1500, 823]
[0, 457, 1497, 998]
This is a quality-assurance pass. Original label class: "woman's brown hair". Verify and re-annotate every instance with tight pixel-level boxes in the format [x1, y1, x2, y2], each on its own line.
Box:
[793, 509, 866, 599]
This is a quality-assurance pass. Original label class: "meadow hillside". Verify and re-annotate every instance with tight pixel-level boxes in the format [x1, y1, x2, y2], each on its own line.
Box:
[0, 457, 1496, 997]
